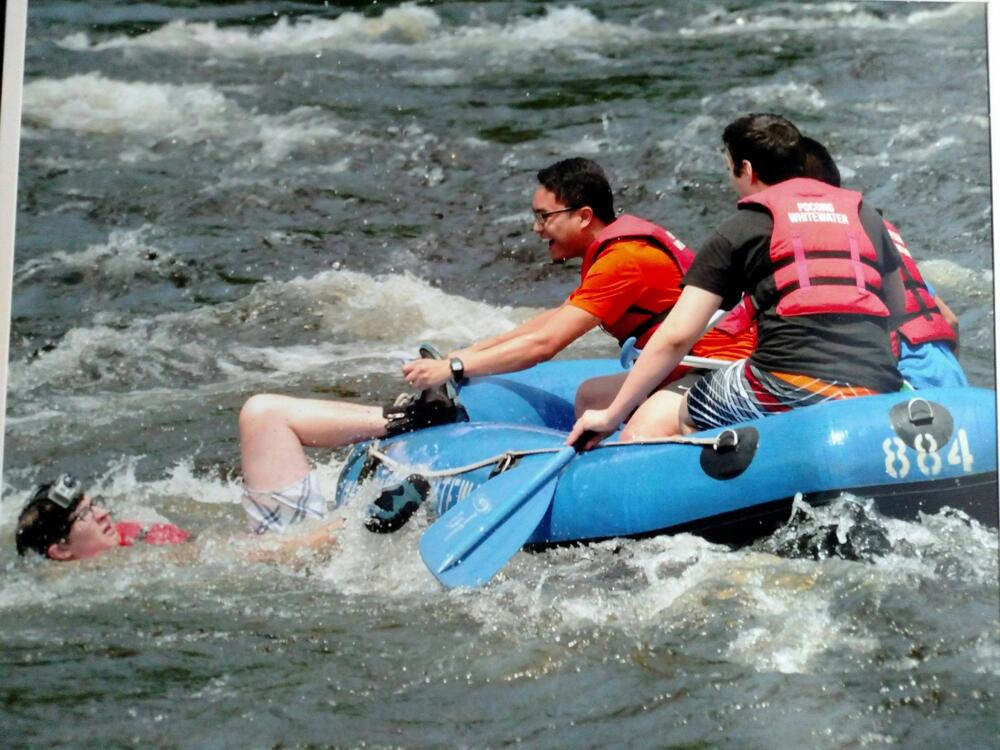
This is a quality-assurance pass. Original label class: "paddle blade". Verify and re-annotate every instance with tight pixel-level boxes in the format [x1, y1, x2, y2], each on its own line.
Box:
[419, 447, 575, 588]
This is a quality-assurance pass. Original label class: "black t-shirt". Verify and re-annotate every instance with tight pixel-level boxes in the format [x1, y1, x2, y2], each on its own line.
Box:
[683, 200, 903, 392]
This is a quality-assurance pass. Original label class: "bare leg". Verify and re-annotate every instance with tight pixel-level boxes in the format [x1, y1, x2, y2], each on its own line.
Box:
[620, 390, 683, 441]
[239, 394, 387, 491]
[575, 373, 628, 417]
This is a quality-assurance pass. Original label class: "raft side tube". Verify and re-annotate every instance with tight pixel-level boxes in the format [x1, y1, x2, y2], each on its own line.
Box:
[335, 363, 996, 547]
[457, 358, 623, 430]
[533, 388, 997, 544]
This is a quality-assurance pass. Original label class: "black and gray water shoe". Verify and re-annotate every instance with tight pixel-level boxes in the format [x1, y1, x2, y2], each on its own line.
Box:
[364, 474, 432, 533]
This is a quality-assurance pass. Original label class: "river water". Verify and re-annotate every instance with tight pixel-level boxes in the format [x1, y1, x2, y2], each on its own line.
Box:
[2, 2, 997, 748]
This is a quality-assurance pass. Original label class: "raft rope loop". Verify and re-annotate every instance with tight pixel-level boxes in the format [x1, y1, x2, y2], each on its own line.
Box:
[364, 430, 736, 480]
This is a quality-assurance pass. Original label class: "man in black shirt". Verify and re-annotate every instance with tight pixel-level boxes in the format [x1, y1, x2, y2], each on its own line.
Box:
[569, 113, 905, 448]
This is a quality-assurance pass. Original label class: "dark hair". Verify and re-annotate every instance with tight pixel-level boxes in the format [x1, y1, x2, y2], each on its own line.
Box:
[15, 479, 85, 557]
[801, 136, 841, 187]
[722, 113, 805, 185]
[536, 158, 615, 224]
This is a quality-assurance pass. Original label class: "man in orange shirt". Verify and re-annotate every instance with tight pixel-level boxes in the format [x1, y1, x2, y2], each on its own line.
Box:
[238, 158, 754, 534]
[401, 158, 754, 427]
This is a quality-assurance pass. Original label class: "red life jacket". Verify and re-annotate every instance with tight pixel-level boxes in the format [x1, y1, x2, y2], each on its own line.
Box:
[116, 521, 190, 547]
[582, 214, 692, 277]
[582, 214, 750, 344]
[882, 219, 957, 355]
[739, 178, 890, 319]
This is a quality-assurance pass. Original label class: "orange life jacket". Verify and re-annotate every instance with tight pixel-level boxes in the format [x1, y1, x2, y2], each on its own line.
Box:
[583, 214, 752, 345]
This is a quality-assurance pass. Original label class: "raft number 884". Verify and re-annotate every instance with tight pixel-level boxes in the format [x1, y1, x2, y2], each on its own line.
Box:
[883, 428, 974, 479]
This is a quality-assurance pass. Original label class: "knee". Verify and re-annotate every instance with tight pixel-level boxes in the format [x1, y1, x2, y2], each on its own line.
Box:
[623, 392, 682, 441]
[574, 379, 602, 417]
[239, 394, 286, 433]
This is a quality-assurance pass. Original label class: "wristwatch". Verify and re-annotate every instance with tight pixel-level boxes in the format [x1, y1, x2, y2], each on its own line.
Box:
[449, 357, 466, 383]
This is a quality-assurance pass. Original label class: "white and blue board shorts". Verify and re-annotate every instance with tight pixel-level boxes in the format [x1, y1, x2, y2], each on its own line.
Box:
[241, 471, 328, 535]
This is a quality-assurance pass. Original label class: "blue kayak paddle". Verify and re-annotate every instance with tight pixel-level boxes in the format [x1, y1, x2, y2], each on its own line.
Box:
[418, 435, 592, 588]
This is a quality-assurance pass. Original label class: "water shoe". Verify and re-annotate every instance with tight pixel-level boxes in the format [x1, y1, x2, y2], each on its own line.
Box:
[364, 474, 431, 533]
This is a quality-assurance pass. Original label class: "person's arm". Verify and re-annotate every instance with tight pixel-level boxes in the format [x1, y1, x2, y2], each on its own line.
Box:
[402, 304, 600, 390]
[935, 295, 961, 355]
[865, 203, 906, 321]
[246, 518, 345, 565]
[566, 286, 723, 449]
[882, 268, 906, 319]
[450, 307, 562, 357]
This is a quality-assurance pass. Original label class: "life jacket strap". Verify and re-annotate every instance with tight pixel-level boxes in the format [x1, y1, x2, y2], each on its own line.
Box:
[791, 233, 811, 291]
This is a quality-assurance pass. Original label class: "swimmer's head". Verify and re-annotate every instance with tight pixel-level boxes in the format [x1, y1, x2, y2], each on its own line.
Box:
[16, 475, 118, 560]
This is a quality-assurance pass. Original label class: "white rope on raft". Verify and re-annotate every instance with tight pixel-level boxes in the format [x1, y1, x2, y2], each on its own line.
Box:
[364, 430, 731, 480]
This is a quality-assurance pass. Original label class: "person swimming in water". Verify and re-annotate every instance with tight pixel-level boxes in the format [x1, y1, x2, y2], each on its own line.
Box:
[14, 474, 189, 561]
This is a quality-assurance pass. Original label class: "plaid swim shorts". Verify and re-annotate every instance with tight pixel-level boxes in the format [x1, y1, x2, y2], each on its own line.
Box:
[241, 471, 328, 535]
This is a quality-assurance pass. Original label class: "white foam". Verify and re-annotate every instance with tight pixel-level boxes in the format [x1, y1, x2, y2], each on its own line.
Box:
[560, 132, 610, 156]
[314, 500, 442, 596]
[22, 73, 353, 165]
[404, 492, 999, 676]
[7, 266, 537, 403]
[395, 67, 463, 86]
[57, 4, 649, 65]
[23, 73, 234, 138]
[270, 268, 531, 349]
[6, 316, 223, 397]
[15, 225, 163, 283]
[723, 81, 828, 113]
[58, 4, 443, 57]
[678, 2, 973, 37]
[918, 259, 993, 298]
[973, 636, 1000, 676]
[886, 122, 967, 162]
[720, 556, 877, 674]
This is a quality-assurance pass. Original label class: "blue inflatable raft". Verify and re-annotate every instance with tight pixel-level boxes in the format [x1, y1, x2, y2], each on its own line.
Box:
[335, 359, 998, 549]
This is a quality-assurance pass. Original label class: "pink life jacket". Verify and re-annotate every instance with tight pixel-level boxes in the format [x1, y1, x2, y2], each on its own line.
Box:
[116, 521, 190, 547]
[882, 218, 958, 355]
[739, 178, 890, 319]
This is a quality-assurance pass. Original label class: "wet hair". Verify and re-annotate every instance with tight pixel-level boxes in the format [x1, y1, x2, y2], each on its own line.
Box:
[536, 158, 616, 224]
[722, 113, 805, 186]
[15, 479, 85, 557]
[801, 136, 842, 188]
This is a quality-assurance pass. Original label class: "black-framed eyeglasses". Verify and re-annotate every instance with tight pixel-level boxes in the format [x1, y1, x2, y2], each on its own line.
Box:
[530, 206, 579, 226]
[67, 498, 97, 526]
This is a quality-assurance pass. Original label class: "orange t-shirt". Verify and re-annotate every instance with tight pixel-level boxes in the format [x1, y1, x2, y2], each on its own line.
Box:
[691, 323, 756, 362]
[567, 239, 683, 348]
[567, 238, 756, 362]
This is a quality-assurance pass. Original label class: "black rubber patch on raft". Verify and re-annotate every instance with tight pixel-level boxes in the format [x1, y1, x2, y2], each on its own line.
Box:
[700, 426, 759, 479]
[890, 398, 954, 452]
